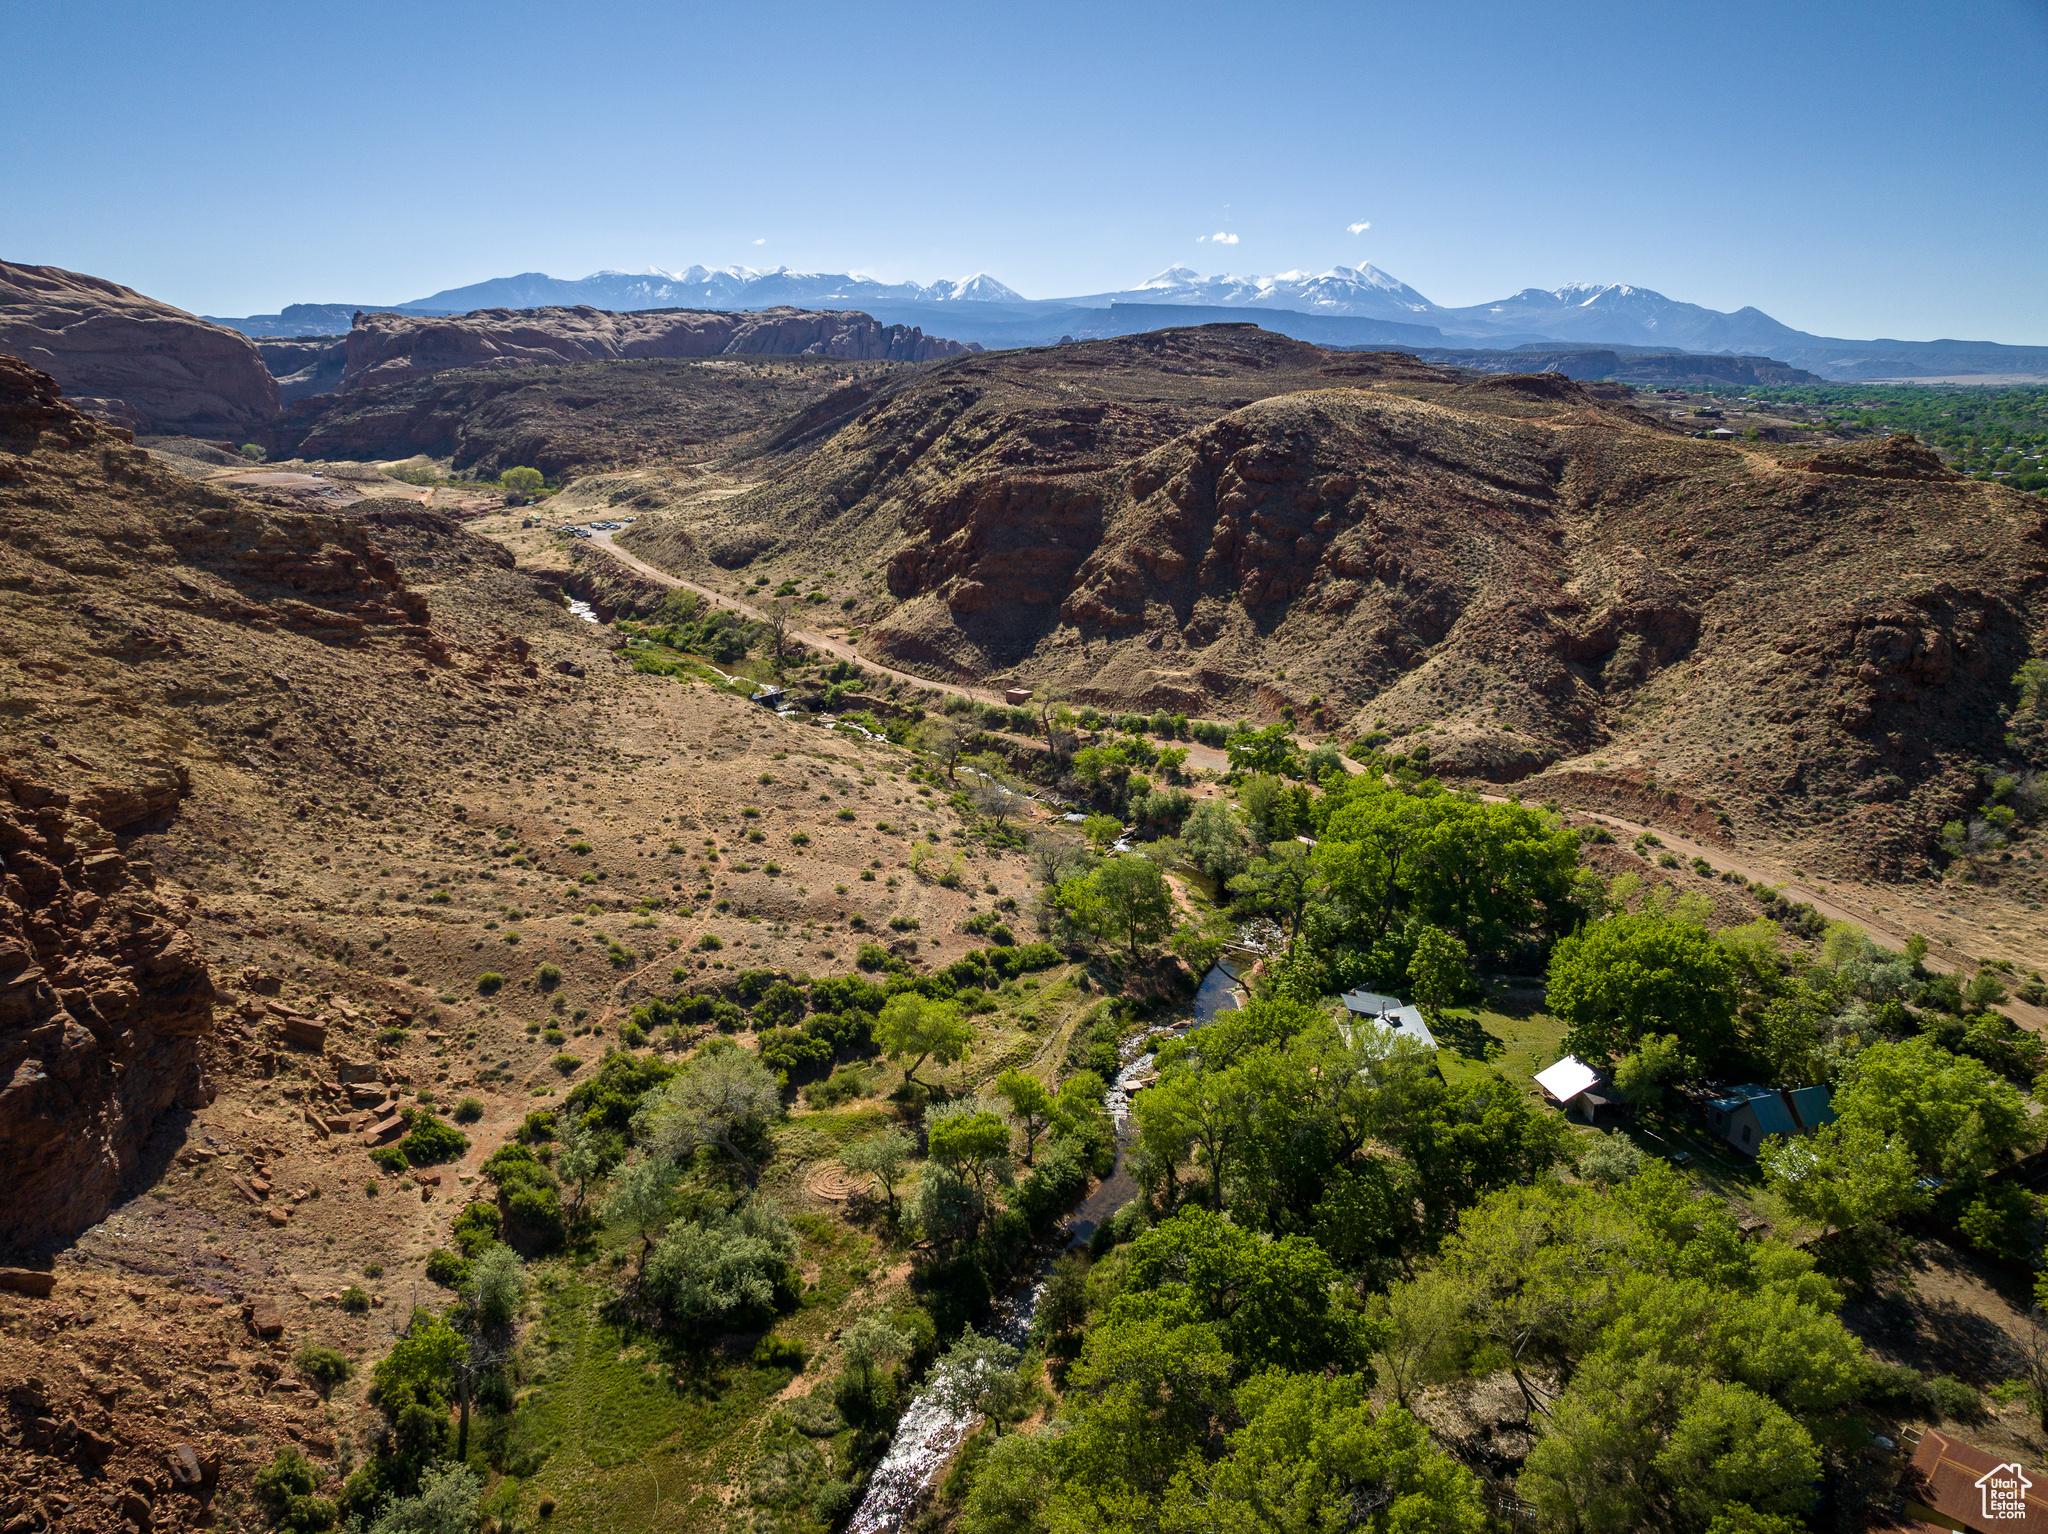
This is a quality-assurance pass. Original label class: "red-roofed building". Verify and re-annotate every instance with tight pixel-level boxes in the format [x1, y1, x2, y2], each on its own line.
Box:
[1899, 1428, 2045, 1531]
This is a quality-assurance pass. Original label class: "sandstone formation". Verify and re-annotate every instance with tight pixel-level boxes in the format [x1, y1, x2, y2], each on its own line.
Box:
[0, 355, 579, 1248]
[0, 261, 280, 435]
[0, 760, 214, 1253]
[337, 303, 976, 391]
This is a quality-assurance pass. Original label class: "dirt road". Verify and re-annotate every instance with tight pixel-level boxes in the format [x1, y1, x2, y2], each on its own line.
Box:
[1554, 801, 2048, 1033]
[592, 531, 1012, 705]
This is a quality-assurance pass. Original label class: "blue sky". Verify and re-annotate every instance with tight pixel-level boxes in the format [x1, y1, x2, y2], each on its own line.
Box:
[6, 0, 2046, 342]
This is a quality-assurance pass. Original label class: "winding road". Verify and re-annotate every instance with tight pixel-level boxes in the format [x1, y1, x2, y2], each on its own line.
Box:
[588, 533, 2040, 1028]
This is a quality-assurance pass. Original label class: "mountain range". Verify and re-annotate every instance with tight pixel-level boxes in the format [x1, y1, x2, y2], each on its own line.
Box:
[206, 263, 2048, 381]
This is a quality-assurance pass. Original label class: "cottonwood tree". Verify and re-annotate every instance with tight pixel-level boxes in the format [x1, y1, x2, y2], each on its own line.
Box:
[843, 1129, 914, 1219]
[1407, 923, 1470, 1025]
[1228, 842, 1326, 957]
[635, 1046, 782, 1188]
[994, 1069, 1059, 1165]
[875, 992, 975, 1089]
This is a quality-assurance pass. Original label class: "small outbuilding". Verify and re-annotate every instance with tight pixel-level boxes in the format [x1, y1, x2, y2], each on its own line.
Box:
[1004, 687, 1034, 706]
[1534, 1055, 1612, 1120]
[1706, 1083, 1836, 1157]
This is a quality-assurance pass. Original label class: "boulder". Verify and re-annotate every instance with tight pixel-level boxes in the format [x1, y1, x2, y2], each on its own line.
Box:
[0, 1268, 55, 1297]
[246, 1297, 284, 1338]
[0, 261, 279, 435]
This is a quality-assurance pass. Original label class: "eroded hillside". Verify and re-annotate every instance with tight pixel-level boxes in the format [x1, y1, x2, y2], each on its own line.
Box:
[617, 332, 2048, 882]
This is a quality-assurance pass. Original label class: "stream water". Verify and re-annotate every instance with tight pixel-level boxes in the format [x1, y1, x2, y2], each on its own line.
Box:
[844, 960, 1242, 1533]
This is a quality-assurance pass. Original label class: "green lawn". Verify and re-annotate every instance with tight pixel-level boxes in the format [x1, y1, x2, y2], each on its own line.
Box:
[1432, 999, 1569, 1095]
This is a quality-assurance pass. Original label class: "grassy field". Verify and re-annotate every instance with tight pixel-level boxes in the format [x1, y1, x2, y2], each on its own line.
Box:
[1431, 992, 1569, 1094]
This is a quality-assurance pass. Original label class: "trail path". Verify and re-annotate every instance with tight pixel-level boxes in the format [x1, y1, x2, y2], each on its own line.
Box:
[591, 531, 1008, 704]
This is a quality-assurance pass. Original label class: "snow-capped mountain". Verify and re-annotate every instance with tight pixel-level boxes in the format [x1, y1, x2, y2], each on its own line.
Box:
[205, 262, 2045, 379]
[1434, 281, 1816, 353]
[391, 266, 1025, 316]
[1127, 264, 1438, 318]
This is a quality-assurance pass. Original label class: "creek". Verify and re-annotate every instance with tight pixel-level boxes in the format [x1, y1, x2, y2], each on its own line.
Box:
[844, 960, 1243, 1533]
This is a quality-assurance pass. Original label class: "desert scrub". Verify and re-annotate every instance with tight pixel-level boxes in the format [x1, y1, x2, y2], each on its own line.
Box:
[553, 1053, 581, 1075]
[401, 1114, 468, 1164]
[295, 1344, 351, 1391]
[339, 1284, 371, 1313]
[477, 972, 506, 995]
[453, 1096, 485, 1124]
[425, 1247, 470, 1288]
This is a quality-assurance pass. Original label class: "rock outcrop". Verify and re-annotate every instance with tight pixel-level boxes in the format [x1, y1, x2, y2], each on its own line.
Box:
[0, 759, 215, 1253]
[337, 304, 976, 391]
[0, 261, 280, 435]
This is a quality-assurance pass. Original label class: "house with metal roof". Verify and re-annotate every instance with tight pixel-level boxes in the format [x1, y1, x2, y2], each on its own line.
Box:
[1338, 990, 1439, 1052]
[1707, 1083, 1836, 1156]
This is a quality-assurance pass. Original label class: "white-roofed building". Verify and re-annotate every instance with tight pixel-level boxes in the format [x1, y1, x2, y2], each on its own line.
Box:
[1534, 1055, 1612, 1120]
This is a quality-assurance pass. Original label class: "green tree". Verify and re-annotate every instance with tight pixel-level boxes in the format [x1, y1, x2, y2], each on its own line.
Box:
[499, 466, 544, 495]
[843, 1129, 914, 1219]
[1228, 843, 1326, 957]
[1614, 1032, 1693, 1108]
[366, 1462, 480, 1534]
[636, 1046, 782, 1188]
[1178, 798, 1250, 886]
[602, 1157, 677, 1271]
[874, 992, 974, 1088]
[1547, 909, 1740, 1066]
[1114, 1207, 1381, 1376]
[465, 1243, 524, 1330]
[1159, 1371, 1485, 1534]
[995, 1069, 1059, 1165]
[1832, 1035, 2037, 1182]
[1087, 855, 1177, 960]
[1082, 813, 1123, 852]
[928, 1104, 1016, 1205]
[1760, 1120, 1922, 1241]
[643, 1197, 799, 1331]
[1227, 722, 1300, 778]
[1406, 924, 1469, 1025]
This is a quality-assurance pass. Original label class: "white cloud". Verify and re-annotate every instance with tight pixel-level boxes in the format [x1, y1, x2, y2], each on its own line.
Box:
[1197, 231, 1239, 245]
[753, 237, 766, 245]
[1347, 220, 1371, 234]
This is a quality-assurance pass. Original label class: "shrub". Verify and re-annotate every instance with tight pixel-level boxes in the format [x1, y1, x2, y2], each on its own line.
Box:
[369, 1144, 409, 1174]
[453, 1097, 485, 1124]
[253, 1448, 321, 1517]
[537, 963, 562, 989]
[402, 1114, 468, 1165]
[477, 972, 506, 995]
[452, 1200, 503, 1257]
[552, 1053, 581, 1076]
[697, 933, 724, 951]
[752, 1335, 807, 1371]
[339, 1284, 370, 1313]
[519, 1110, 556, 1142]
[295, 1345, 351, 1390]
[790, 831, 810, 846]
[856, 943, 893, 972]
[425, 1248, 471, 1288]
[239, 443, 266, 462]
[837, 808, 856, 821]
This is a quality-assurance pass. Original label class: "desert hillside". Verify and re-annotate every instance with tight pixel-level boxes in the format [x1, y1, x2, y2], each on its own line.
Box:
[619, 329, 2048, 882]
